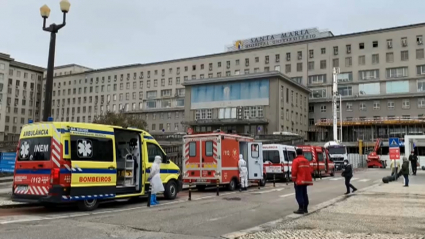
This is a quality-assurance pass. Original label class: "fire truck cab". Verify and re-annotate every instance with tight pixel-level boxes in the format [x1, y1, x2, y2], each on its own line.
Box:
[262, 144, 296, 183]
[298, 145, 335, 177]
[183, 132, 264, 191]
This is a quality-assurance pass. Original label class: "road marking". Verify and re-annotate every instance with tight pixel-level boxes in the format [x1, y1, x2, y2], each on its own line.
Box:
[279, 193, 295, 198]
[358, 179, 370, 182]
[329, 178, 343, 181]
[351, 178, 359, 181]
[252, 188, 285, 194]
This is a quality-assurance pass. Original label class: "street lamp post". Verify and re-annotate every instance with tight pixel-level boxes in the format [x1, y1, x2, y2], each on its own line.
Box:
[40, 0, 71, 121]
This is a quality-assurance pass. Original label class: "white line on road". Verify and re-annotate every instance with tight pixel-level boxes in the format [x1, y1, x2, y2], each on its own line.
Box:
[252, 188, 285, 194]
[358, 179, 370, 182]
[329, 178, 343, 181]
[351, 178, 359, 181]
[279, 193, 295, 198]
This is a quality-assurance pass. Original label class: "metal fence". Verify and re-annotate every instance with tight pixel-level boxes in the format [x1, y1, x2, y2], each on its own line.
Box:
[347, 154, 368, 169]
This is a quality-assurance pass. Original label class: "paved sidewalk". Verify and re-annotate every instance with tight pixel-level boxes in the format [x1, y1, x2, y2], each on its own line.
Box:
[239, 171, 425, 239]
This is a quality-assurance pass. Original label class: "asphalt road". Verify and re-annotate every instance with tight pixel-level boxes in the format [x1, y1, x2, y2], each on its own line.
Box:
[0, 169, 389, 239]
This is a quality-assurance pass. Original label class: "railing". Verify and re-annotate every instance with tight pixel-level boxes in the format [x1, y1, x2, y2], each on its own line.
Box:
[316, 116, 425, 126]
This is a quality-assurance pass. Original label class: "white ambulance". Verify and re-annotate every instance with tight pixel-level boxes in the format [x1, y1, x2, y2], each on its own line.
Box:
[262, 144, 297, 182]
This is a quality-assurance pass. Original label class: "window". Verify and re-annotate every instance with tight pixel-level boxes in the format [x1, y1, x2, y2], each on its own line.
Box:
[337, 72, 353, 82]
[359, 102, 366, 111]
[346, 45, 351, 54]
[274, 65, 281, 72]
[401, 50, 409, 61]
[402, 99, 410, 109]
[401, 37, 408, 47]
[338, 86, 352, 96]
[333, 46, 338, 55]
[205, 141, 213, 156]
[17, 138, 51, 161]
[296, 63, 302, 72]
[372, 41, 378, 48]
[345, 57, 352, 67]
[418, 98, 425, 108]
[386, 67, 408, 78]
[291, 77, 302, 84]
[297, 51, 302, 60]
[387, 39, 393, 49]
[285, 64, 291, 73]
[161, 89, 172, 97]
[386, 52, 394, 63]
[308, 74, 326, 84]
[147, 143, 165, 163]
[234, 70, 240, 75]
[358, 55, 365, 65]
[416, 49, 424, 59]
[320, 105, 326, 112]
[245, 58, 249, 66]
[195, 109, 213, 120]
[387, 100, 395, 109]
[386, 80, 409, 94]
[286, 53, 291, 61]
[70, 136, 113, 162]
[332, 58, 339, 68]
[321, 48, 326, 54]
[372, 54, 379, 64]
[359, 83, 380, 95]
[320, 60, 326, 69]
[418, 79, 425, 92]
[309, 50, 314, 58]
[168, 78, 172, 85]
[275, 54, 280, 63]
[264, 67, 270, 72]
[373, 101, 380, 110]
[251, 144, 259, 158]
[310, 88, 326, 99]
[308, 61, 314, 71]
[359, 69, 379, 80]
[359, 43, 364, 49]
[346, 102, 352, 111]
[236, 59, 240, 66]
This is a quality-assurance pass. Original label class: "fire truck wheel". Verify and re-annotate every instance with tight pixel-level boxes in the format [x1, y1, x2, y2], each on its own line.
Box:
[330, 169, 335, 177]
[260, 176, 267, 187]
[77, 199, 98, 211]
[227, 178, 237, 191]
[164, 180, 178, 200]
[196, 185, 206, 191]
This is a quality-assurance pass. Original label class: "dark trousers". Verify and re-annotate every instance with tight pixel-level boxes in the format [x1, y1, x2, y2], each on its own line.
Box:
[345, 176, 357, 193]
[403, 174, 409, 186]
[411, 161, 417, 175]
[294, 184, 309, 208]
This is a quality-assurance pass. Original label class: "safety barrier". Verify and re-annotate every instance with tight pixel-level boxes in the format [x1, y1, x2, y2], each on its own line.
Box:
[0, 152, 16, 173]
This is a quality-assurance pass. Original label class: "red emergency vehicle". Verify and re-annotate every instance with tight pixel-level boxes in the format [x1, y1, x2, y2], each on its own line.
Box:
[182, 132, 264, 191]
[297, 145, 335, 177]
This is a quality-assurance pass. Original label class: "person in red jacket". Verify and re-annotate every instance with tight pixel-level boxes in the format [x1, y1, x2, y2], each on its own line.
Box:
[292, 148, 314, 214]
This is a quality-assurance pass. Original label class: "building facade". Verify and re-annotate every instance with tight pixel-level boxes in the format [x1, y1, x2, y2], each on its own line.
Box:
[182, 72, 310, 135]
[0, 53, 44, 141]
[40, 22, 425, 144]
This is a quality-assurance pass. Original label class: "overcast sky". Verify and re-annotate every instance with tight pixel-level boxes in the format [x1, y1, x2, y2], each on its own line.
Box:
[1, 0, 424, 69]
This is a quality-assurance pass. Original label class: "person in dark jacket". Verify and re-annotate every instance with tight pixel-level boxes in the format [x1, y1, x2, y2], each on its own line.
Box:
[408, 151, 418, 176]
[400, 157, 410, 187]
[342, 159, 357, 195]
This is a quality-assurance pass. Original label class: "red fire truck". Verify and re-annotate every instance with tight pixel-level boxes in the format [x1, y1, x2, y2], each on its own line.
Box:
[182, 132, 264, 191]
[298, 145, 335, 177]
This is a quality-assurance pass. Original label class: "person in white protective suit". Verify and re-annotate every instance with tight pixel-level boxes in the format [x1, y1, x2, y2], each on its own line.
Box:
[238, 154, 248, 191]
[148, 156, 165, 205]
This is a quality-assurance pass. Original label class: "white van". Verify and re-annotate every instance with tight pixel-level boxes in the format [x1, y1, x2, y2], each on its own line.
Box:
[262, 144, 297, 182]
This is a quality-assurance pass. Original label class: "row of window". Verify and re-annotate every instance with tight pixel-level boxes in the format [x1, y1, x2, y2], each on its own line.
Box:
[3, 107, 35, 116]
[315, 98, 425, 113]
[147, 122, 183, 132]
[7, 68, 42, 81]
[311, 79, 424, 99]
[316, 115, 425, 124]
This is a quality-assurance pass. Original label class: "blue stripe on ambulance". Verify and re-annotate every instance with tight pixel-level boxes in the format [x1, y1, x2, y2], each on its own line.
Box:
[62, 194, 115, 201]
[15, 169, 51, 175]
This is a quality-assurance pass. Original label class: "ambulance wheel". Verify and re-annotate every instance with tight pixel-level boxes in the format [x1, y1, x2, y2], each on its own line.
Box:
[42, 203, 57, 209]
[77, 199, 98, 211]
[227, 178, 237, 191]
[164, 180, 178, 200]
[260, 176, 266, 187]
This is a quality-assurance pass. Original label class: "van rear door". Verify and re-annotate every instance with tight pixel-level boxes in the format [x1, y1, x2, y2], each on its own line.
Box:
[247, 142, 263, 180]
[14, 137, 53, 197]
[183, 137, 201, 181]
[68, 132, 117, 200]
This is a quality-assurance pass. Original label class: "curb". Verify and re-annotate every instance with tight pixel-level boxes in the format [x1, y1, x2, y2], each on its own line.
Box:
[0, 203, 41, 209]
[221, 182, 382, 239]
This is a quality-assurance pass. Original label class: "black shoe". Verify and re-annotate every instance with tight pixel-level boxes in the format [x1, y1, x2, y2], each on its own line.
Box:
[344, 192, 350, 195]
[403, 185, 409, 187]
[293, 209, 304, 214]
[352, 188, 357, 193]
[303, 206, 308, 214]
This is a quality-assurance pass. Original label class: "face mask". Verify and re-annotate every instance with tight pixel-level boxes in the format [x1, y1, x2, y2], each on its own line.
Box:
[344, 162, 348, 165]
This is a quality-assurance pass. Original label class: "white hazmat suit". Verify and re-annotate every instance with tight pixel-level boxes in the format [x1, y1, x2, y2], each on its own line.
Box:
[238, 154, 248, 190]
[149, 156, 165, 205]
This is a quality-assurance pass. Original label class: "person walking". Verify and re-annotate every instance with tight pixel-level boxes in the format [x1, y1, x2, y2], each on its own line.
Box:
[148, 156, 165, 205]
[399, 156, 410, 187]
[342, 159, 357, 195]
[408, 150, 418, 176]
[291, 148, 313, 214]
[238, 154, 248, 191]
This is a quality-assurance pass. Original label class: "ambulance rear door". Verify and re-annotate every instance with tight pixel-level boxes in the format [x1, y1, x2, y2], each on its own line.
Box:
[247, 142, 263, 180]
[68, 127, 117, 200]
[183, 136, 201, 181]
[200, 135, 219, 180]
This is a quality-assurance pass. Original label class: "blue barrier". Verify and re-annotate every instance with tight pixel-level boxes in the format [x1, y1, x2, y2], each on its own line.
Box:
[0, 152, 16, 173]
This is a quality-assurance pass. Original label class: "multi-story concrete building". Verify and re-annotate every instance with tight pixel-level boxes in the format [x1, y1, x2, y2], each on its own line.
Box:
[43, 64, 92, 78]
[43, 23, 425, 149]
[0, 53, 44, 141]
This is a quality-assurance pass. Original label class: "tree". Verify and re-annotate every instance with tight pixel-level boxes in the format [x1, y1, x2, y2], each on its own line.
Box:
[93, 111, 147, 130]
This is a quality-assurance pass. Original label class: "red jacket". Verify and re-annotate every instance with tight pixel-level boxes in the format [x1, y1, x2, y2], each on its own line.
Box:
[291, 155, 313, 186]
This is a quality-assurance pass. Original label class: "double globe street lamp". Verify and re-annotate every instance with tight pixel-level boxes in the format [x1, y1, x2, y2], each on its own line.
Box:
[39, 0, 71, 122]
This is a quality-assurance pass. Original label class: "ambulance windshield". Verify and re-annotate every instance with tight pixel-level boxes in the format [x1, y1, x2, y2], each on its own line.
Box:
[17, 137, 51, 161]
[263, 150, 280, 163]
[303, 152, 313, 161]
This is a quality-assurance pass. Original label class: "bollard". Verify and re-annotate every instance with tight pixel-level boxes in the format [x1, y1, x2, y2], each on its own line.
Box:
[273, 174, 276, 187]
[188, 180, 192, 201]
[216, 178, 220, 196]
[147, 184, 152, 207]
[319, 169, 322, 180]
[239, 178, 242, 192]
[258, 180, 260, 190]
